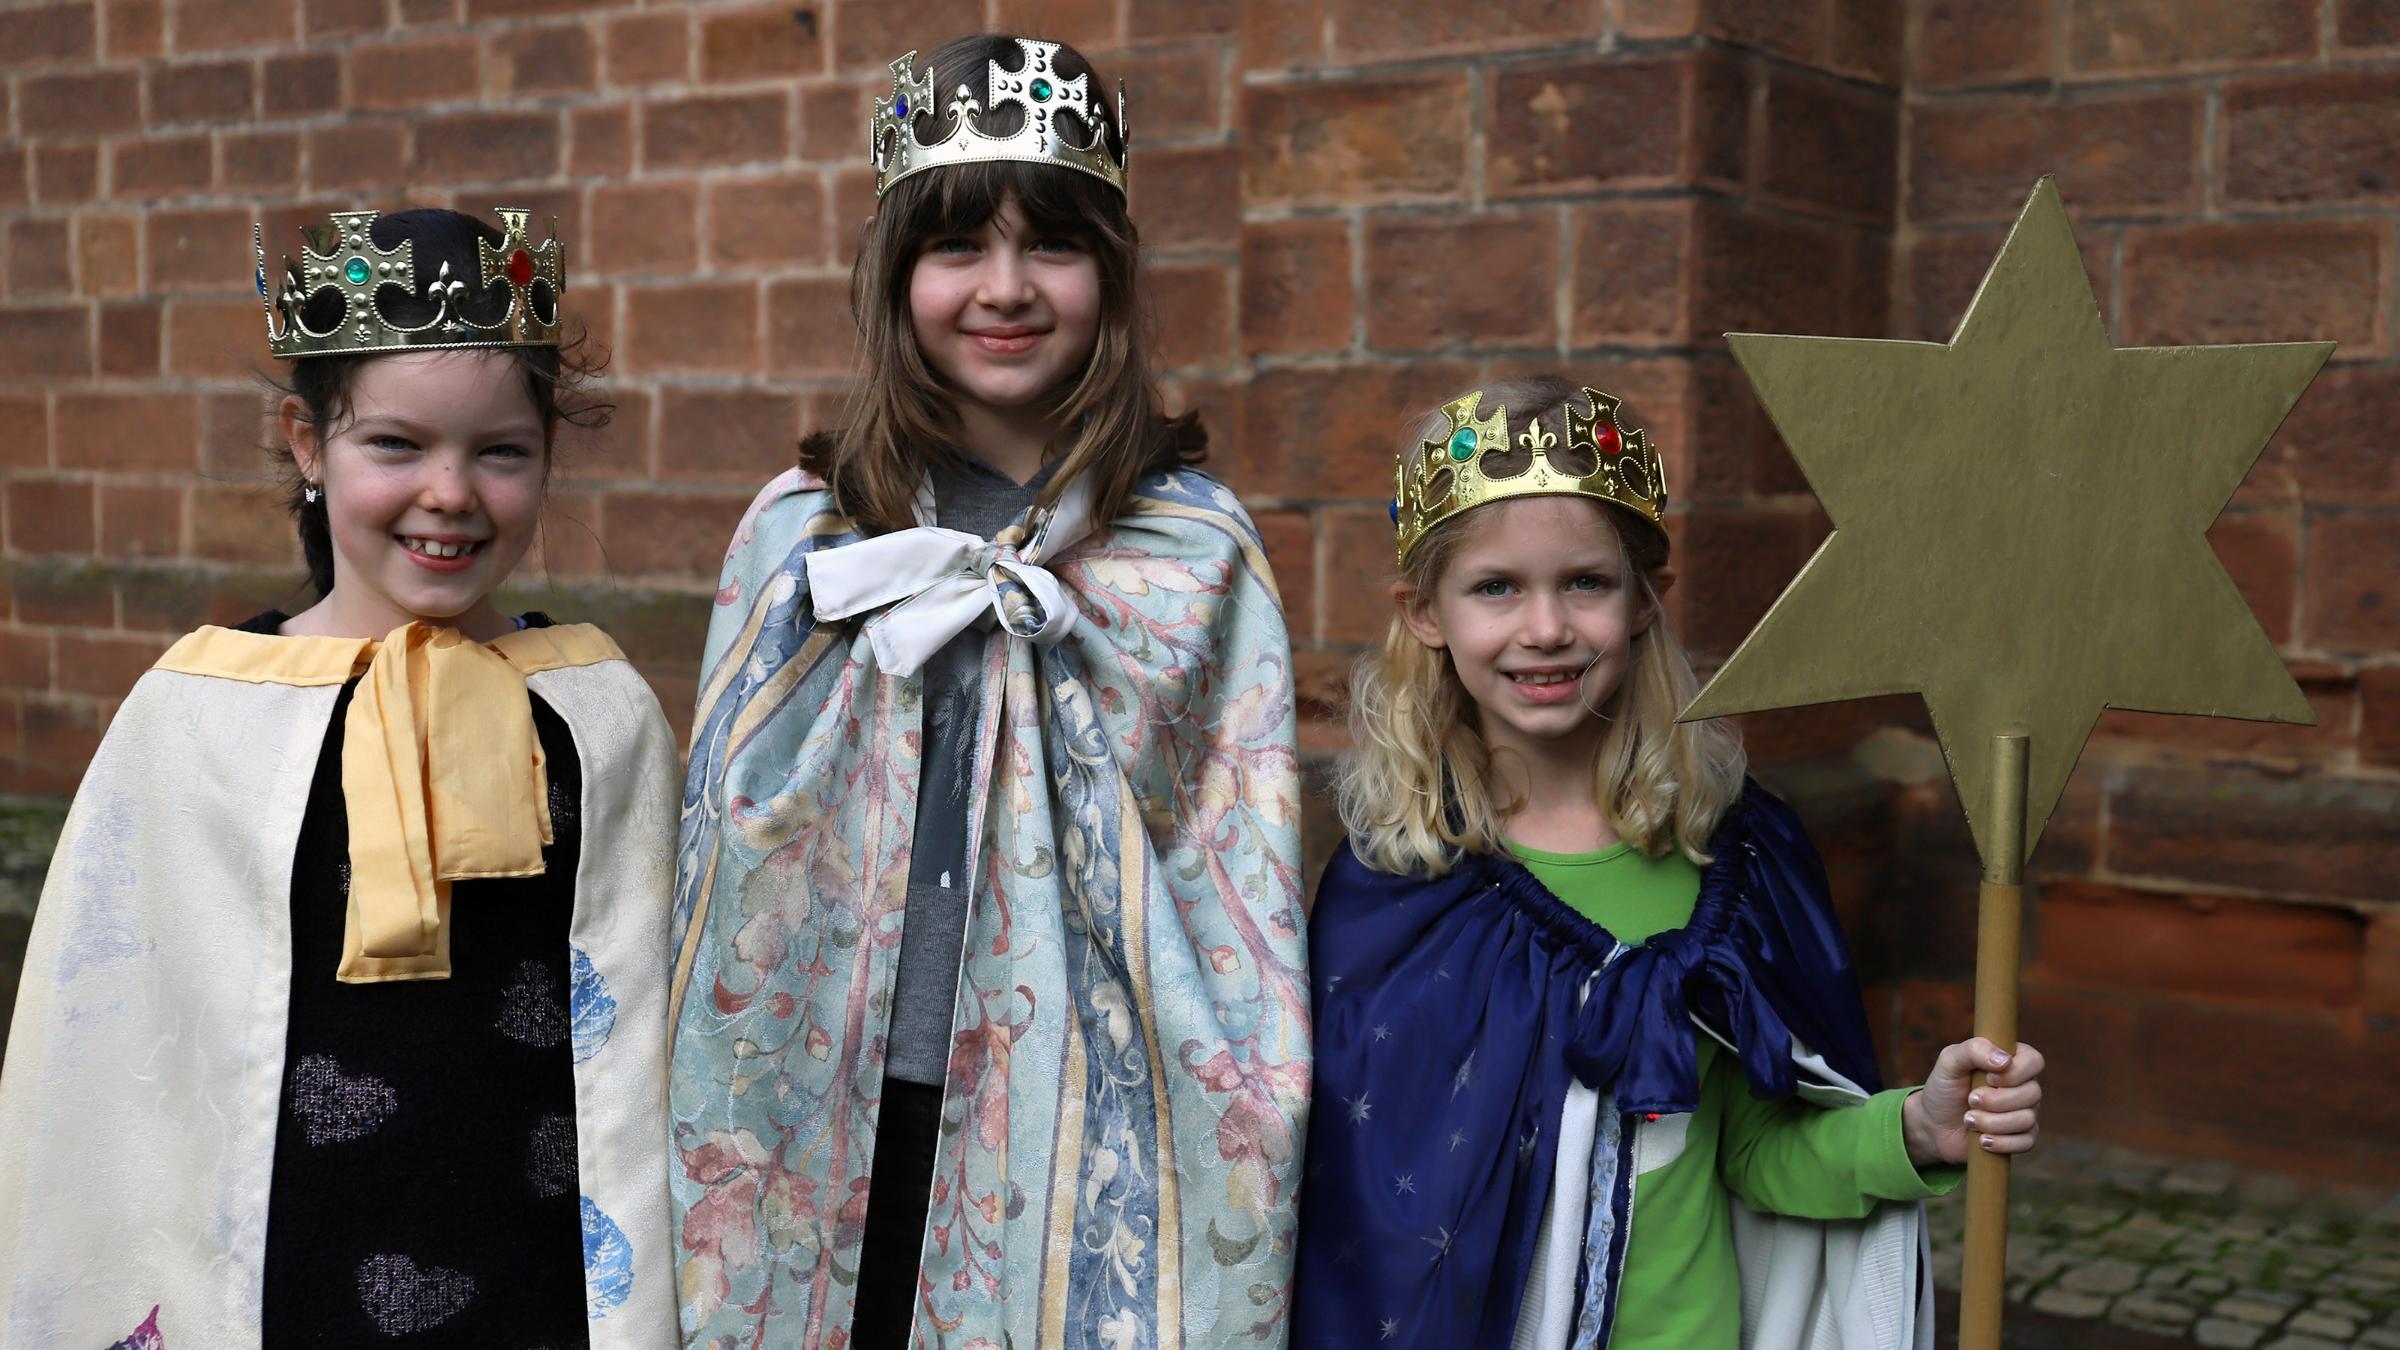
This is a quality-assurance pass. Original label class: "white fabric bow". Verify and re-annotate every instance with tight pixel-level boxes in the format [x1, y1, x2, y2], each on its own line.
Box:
[804, 474, 1095, 678]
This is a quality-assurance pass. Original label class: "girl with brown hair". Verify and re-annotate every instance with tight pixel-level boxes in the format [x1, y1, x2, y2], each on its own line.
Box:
[667, 34, 1309, 1350]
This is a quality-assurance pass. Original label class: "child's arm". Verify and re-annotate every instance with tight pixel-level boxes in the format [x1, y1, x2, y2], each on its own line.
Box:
[1714, 1038, 2044, 1218]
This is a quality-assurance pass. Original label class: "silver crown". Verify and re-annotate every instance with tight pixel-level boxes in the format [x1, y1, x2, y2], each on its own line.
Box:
[871, 38, 1128, 197]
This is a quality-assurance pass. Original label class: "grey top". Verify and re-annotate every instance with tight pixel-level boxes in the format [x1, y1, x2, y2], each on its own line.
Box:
[884, 451, 1061, 1086]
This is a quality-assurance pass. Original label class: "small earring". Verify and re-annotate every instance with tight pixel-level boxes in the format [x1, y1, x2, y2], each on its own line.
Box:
[303, 483, 321, 504]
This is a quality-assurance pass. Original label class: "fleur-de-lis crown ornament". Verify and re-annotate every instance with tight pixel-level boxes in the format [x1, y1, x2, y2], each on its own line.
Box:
[1392, 386, 1668, 565]
[254, 207, 566, 359]
[871, 38, 1129, 197]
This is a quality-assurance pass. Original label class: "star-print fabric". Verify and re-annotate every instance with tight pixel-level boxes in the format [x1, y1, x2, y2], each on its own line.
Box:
[249, 613, 590, 1347]
[1290, 787, 1885, 1349]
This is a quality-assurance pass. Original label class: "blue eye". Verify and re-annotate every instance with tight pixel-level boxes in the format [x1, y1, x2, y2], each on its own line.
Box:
[1570, 574, 1615, 592]
[366, 434, 415, 452]
[483, 443, 533, 461]
[1474, 578, 1514, 598]
[927, 237, 976, 256]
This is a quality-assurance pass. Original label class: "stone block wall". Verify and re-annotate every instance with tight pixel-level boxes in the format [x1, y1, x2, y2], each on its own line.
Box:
[0, 0, 2391, 1177]
[1875, 0, 2400, 1185]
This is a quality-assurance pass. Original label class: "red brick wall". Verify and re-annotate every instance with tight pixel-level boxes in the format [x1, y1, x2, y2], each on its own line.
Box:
[0, 0, 2389, 1172]
[0, 0, 1905, 776]
[1888, 0, 2400, 1183]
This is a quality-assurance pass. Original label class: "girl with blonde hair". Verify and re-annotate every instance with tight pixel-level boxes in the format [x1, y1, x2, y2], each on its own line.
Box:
[1293, 377, 2045, 1349]
[668, 32, 1307, 1350]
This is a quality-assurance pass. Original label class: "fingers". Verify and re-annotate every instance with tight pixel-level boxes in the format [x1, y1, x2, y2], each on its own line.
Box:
[1994, 1042, 2045, 1087]
[1977, 1125, 2040, 1156]
[1966, 1082, 2042, 1114]
[1959, 1037, 2015, 1074]
[1933, 1038, 1994, 1083]
[1950, 1038, 2045, 1085]
[1962, 1106, 2038, 1136]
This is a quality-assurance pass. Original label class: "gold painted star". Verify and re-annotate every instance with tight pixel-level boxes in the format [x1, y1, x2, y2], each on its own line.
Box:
[1682, 179, 2325, 867]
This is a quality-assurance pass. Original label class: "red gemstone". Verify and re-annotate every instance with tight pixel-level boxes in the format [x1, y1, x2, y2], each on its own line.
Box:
[1597, 423, 1622, 456]
[506, 248, 535, 287]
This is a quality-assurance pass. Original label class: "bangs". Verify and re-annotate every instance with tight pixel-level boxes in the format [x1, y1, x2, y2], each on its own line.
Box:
[886, 157, 1131, 251]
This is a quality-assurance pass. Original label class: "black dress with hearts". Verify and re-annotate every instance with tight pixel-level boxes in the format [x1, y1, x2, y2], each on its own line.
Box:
[250, 613, 588, 1348]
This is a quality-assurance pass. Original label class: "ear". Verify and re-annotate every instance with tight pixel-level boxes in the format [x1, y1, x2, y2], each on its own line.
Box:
[279, 394, 321, 484]
[1396, 583, 1448, 651]
[1637, 564, 1677, 633]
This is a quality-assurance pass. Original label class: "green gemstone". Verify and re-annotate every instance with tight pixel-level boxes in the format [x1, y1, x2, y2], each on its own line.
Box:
[343, 257, 371, 285]
[1448, 427, 1477, 461]
[1031, 77, 1052, 101]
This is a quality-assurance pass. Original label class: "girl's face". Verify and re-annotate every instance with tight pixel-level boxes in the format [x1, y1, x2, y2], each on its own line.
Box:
[284, 350, 548, 640]
[1403, 497, 1665, 764]
[908, 193, 1102, 413]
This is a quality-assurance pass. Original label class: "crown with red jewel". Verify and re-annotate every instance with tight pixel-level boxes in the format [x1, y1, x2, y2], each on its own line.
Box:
[1394, 386, 1667, 565]
[871, 38, 1128, 197]
[254, 207, 566, 359]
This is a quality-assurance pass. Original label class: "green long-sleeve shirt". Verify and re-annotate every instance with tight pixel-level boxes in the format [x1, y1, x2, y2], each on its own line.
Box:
[1509, 840, 1961, 1349]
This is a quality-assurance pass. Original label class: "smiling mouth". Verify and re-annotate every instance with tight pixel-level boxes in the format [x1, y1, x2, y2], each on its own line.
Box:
[399, 537, 486, 560]
[1506, 669, 1583, 686]
[968, 329, 1046, 354]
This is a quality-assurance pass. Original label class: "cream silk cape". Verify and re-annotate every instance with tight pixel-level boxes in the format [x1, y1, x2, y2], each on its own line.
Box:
[669, 468, 1312, 1347]
[0, 624, 680, 1347]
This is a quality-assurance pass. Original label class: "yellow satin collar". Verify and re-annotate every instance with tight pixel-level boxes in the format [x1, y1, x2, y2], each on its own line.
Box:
[155, 620, 628, 983]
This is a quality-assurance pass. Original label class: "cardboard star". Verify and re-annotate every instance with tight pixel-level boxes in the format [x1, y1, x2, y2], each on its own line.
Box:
[1682, 179, 2326, 867]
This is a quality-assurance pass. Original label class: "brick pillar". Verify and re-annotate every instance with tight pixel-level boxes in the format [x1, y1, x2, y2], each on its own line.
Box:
[1232, 1, 1904, 762]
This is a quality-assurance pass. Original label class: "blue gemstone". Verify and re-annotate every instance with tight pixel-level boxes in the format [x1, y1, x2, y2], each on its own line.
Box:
[255, 267, 268, 297]
[1388, 499, 1400, 523]
[894, 95, 909, 117]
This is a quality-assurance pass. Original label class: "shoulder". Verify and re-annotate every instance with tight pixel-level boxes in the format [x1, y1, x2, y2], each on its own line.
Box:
[724, 466, 852, 557]
[513, 631, 677, 769]
[1709, 779, 1826, 879]
[1313, 839, 1489, 921]
[1126, 468, 1260, 534]
[1112, 469, 1274, 567]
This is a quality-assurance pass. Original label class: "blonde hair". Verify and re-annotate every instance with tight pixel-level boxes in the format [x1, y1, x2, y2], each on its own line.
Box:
[801, 33, 1202, 536]
[1337, 379, 1747, 878]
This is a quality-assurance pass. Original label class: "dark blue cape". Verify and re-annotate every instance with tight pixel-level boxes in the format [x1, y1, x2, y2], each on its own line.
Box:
[1289, 786, 1880, 1349]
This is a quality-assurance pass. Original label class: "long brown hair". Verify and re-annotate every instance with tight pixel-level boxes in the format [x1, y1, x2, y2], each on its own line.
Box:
[802, 33, 1202, 535]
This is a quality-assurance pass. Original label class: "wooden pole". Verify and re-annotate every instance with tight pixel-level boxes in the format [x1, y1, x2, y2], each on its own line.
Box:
[1957, 731, 2029, 1350]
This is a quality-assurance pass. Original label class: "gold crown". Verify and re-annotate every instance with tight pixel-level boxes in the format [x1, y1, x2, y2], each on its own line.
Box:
[1393, 386, 1667, 565]
[254, 207, 566, 360]
[871, 39, 1127, 197]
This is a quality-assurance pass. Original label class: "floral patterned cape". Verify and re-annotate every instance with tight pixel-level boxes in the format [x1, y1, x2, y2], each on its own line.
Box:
[668, 467, 1311, 1348]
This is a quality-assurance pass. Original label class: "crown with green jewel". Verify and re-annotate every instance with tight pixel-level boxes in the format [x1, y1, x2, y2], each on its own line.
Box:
[871, 38, 1128, 197]
[1393, 386, 1668, 565]
[253, 207, 566, 360]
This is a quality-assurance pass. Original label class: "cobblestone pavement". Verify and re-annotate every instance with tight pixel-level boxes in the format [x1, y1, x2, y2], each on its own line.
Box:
[1926, 1140, 2400, 1349]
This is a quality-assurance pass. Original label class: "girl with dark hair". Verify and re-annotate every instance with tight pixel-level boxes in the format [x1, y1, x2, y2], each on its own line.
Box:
[668, 34, 1309, 1350]
[0, 206, 680, 1346]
